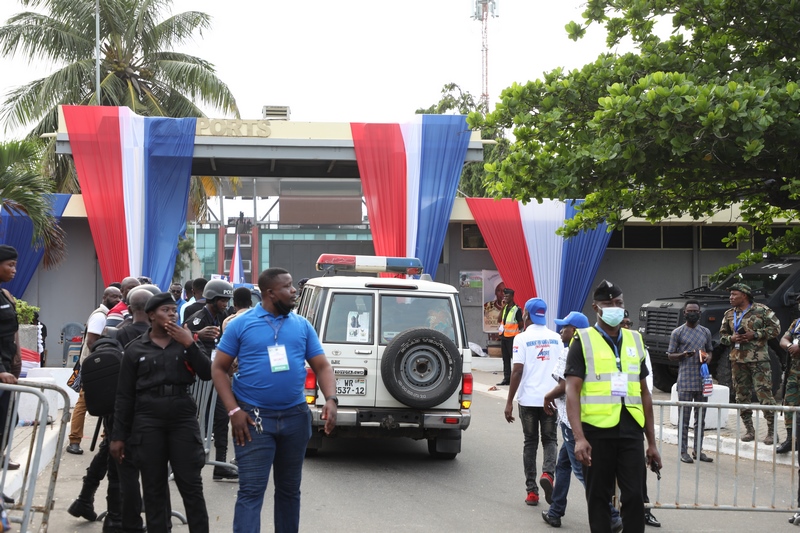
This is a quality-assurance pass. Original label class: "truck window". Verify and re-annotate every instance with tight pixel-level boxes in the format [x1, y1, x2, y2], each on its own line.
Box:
[322, 293, 374, 344]
[718, 273, 790, 296]
[379, 295, 456, 344]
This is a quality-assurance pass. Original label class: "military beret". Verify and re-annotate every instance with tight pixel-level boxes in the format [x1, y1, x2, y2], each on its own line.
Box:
[503, 288, 515, 296]
[144, 292, 176, 313]
[593, 279, 622, 302]
[0, 245, 18, 263]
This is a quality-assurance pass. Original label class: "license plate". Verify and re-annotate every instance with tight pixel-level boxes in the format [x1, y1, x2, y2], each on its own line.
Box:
[336, 378, 366, 395]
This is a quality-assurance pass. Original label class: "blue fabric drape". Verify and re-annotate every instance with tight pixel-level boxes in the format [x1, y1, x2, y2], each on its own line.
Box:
[0, 193, 71, 297]
[142, 117, 196, 291]
[414, 115, 471, 279]
[557, 200, 612, 317]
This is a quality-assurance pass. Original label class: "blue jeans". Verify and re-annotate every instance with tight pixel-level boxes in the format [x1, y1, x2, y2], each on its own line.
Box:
[232, 401, 312, 533]
[518, 405, 558, 493]
[548, 422, 620, 522]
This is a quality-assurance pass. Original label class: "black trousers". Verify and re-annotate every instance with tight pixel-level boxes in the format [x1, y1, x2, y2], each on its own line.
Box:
[213, 396, 229, 457]
[501, 336, 514, 382]
[103, 415, 144, 531]
[129, 397, 208, 533]
[582, 436, 645, 533]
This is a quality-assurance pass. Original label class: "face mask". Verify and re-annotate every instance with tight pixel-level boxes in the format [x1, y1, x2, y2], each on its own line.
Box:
[685, 312, 700, 324]
[273, 299, 295, 316]
[599, 307, 625, 327]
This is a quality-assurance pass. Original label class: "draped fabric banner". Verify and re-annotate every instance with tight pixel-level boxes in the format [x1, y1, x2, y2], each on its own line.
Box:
[465, 198, 537, 307]
[466, 198, 610, 330]
[0, 193, 71, 297]
[352, 115, 470, 279]
[63, 106, 196, 291]
[229, 235, 244, 283]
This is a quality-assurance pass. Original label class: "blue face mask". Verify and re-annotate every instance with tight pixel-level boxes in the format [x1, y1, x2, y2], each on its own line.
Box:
[599, 307, 625, 327]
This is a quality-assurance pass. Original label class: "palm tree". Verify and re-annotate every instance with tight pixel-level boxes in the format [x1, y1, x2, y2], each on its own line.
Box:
[0, 0, 239, 211]
[0, 140, 66, 267]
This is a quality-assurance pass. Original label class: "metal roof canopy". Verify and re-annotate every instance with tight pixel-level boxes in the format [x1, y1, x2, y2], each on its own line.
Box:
[54, 117, 486, 199]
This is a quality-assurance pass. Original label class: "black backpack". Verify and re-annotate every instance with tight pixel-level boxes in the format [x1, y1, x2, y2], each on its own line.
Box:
[81, 337, 124, 416]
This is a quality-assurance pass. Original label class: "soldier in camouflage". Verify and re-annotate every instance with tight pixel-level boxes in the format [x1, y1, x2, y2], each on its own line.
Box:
[719, 283, 781, 444]
[777, 294, 800, 454]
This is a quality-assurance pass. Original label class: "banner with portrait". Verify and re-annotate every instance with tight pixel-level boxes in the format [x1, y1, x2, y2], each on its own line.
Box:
[482, 270, 504, 333]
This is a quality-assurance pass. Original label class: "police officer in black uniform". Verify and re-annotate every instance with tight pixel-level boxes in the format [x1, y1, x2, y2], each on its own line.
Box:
[183, 279, 237, 480]
[110, 292, 211, 533]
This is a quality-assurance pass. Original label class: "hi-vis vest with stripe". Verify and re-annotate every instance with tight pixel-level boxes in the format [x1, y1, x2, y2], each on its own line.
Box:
[576, 327, 646, 429]
[502, 305, 520, 337]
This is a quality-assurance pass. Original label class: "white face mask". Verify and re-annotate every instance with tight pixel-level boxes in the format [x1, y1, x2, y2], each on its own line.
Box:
[599, 307, 625, 327]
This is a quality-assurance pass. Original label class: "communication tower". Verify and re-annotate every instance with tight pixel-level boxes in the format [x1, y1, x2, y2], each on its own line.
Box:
[472, 0, 498, 111]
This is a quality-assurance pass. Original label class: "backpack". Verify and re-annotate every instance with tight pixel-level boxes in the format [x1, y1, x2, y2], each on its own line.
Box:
[81, 337, 124, 416]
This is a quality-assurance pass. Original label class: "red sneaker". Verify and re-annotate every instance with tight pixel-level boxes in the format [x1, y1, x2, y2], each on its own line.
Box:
[525, 491, 539, 506]
[540, 473, 554, 505]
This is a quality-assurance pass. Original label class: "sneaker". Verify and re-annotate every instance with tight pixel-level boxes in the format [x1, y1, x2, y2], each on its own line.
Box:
[525, 491, 539, 506]
[541, 511, 561, 528]
[540, 473, 554, 505]
[66, 443, 83, 455]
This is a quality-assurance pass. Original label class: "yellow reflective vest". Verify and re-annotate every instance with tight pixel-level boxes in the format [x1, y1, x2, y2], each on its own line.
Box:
[576, 327, 646, 428]
[501, 305, 520, 337]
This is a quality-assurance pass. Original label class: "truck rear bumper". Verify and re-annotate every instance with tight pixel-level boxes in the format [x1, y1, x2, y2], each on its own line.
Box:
[309, 405, 471, 431]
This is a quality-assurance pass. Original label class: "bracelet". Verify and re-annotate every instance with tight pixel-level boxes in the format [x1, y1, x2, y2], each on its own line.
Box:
[228, 407, 241, 417]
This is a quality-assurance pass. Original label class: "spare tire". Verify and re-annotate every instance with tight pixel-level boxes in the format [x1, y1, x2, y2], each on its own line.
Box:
[381, 327, 462, 409]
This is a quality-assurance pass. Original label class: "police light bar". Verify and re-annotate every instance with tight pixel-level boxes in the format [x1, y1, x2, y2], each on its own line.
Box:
[316, 254, 424, 275]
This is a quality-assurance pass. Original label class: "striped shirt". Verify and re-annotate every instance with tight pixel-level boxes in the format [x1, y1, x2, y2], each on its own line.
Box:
[668, 322, 713, 392]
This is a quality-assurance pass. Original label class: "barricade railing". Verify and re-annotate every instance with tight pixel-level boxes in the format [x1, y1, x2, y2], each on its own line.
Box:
[651, 399, 800, 514]
[0, 381, 70, 533]
[189, 378, 237, 472]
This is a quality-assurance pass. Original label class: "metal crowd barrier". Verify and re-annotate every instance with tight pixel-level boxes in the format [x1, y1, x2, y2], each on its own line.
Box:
[651, 399, 800, 514]
[0, 381, 70, 533]
[190, 377, 237, 472]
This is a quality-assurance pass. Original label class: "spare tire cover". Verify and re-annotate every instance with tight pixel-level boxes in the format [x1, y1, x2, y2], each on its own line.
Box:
[380, 327, 462, 409]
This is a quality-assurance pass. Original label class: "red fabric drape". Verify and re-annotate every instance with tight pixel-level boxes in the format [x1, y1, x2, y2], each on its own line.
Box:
[466, 198, 537, 305]
[63, 106, 129, 286]
[351, 123, 406, 257]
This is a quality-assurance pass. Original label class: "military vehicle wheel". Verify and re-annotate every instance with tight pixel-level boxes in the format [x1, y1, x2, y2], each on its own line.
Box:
[652, 362, 677, 393]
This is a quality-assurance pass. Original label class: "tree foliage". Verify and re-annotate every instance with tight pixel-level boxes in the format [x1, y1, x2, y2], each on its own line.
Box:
[0, 0, 239, 216]
[0, 139, 66, 267]
[471, 0, 800, 251]
[417, 83, 507, 198]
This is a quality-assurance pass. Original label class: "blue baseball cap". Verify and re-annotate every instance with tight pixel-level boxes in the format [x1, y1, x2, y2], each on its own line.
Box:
[554, 311, 590, 331]
[525, 298, 547, 325]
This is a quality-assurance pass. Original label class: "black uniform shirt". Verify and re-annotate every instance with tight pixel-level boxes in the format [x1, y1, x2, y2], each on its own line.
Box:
[116, 321, 149, 349]
[564, 332, 649, 440]
[111, 328, 210, 442]
[185, 306, 227, 356]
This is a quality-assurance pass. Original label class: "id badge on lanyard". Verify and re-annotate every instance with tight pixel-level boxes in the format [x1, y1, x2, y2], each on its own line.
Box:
[611, 372, 628, 397]
[266, 315, 290, 372]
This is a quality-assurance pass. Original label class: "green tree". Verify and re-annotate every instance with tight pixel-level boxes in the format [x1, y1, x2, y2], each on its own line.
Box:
[473, 0, 800, 257]
[0, 0, 240, 214]
[418, 83, 507, 198]
[0, 140, 66, 267]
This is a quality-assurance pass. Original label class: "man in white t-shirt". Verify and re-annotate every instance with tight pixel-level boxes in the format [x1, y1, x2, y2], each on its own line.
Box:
[504, 298, 561, 507]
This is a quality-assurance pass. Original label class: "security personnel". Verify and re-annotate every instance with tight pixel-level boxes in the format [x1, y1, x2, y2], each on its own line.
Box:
[565, 280, 661, 533]
[719, 282, 780, 444]
[778, 293, 800, 454]
[184, 278, 237, 480]
[498, 288, 523, 386]
[110, 292, 211, 533]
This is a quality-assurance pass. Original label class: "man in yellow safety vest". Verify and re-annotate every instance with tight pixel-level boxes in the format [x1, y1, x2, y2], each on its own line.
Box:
[498, 288, 523, 386]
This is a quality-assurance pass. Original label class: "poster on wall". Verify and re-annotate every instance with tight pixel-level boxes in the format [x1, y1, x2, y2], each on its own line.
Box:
[482, 270, 504, 333]
[459, 271, 483, 289]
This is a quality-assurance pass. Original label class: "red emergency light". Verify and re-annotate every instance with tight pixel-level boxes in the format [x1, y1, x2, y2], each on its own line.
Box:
[316, 254, 424, 276]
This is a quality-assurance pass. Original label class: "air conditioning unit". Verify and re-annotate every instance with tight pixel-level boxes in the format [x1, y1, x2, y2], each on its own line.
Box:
[224, 260, 252, 272]
[262, 105, 291, 120]
[224, 234, 251, 247]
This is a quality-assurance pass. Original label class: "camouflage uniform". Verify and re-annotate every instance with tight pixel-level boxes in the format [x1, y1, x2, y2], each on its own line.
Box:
[782, 319, 800, 435]
[719, 301, 781, 434]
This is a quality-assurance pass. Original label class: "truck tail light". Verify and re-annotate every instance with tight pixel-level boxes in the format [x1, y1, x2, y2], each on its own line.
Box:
[304, 368, 317, 404]
[460, 373, 473, 409]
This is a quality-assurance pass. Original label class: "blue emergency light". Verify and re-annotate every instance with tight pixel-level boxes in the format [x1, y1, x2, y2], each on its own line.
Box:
[316, 254, 424, 275]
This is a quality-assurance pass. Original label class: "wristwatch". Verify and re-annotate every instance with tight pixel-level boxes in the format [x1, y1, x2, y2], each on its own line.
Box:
[326, 395, 338, 406]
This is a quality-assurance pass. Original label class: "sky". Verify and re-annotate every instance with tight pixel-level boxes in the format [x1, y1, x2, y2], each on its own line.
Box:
[0, 0, 628, 140]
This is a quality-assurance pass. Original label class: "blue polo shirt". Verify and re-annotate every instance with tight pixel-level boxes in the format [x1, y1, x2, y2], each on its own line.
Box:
[217, 305, 324, 409]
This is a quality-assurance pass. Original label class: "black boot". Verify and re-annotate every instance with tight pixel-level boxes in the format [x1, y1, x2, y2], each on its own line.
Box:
[67, 476, 100, 521]
[213, 448, 238, 480]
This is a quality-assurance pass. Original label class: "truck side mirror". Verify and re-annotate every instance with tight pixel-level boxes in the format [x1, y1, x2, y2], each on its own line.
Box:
[784, 292, 799, 307]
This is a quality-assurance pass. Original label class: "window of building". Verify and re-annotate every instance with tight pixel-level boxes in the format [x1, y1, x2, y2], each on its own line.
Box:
[753, 226, 794, 250]
[662, 226, 694, 249]
[194, 231, 218, 278]
[622, 226, 662, 249]
[462, 224, 487, 249]
[701, 225, 738, 250]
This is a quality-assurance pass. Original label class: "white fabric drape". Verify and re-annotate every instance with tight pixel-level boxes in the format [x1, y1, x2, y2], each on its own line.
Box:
[120, 108, 145, 277]
[400, 115, 423, 258]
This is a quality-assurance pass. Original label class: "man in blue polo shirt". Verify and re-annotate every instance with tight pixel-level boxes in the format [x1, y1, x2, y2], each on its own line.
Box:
[212, 267, 337, 533]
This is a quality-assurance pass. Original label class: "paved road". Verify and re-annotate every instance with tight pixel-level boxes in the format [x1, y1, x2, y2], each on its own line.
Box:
[18, 364, 800, 532]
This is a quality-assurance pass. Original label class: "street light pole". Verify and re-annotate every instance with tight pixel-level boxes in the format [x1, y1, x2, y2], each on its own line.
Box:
[95, 0, 101, 105]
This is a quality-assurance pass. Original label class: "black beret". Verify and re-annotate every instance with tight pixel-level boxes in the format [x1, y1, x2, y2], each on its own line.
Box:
[503, 288, 515, 296]
[593, 280, 622, 302]
[144, 292, 176, 313]
[0, 245, 18, 263]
